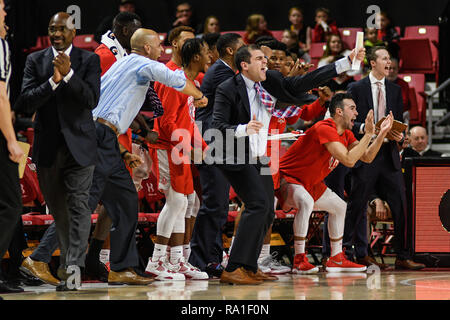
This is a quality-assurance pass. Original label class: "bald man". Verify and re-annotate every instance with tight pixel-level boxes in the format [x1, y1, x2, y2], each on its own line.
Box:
[403, 126, 442, 159]
[15, 12, 101, 291]
[89, 28, 207, 285]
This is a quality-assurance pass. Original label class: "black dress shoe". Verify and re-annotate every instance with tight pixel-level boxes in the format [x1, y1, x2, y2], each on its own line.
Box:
[84, 261, 109, 282]
[206, 263, 224, 278]
[0, 280, 24, 293]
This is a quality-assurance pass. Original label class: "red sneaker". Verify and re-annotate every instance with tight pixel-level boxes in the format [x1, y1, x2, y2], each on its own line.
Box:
[326, 252, 367, 273]
[291, 253, 319, 274]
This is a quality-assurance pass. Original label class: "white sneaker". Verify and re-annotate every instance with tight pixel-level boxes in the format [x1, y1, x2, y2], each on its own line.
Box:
[172, 257, 209, 280]
[258, 252, 292, 275]
[145, 256, 185, 281]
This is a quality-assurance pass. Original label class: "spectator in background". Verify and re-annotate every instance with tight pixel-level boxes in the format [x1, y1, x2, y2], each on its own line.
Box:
[202, 15, 220, 35]
[281, 29, 310, 63]
[318, 34, 350, 68]
[375, 11, 400, 59]
[166, 2, 202, 44]
[312, 7, 340, 43]
[202, 32, 220, 69]
[287, 7, 311, 53]
[243, 14, 273, 44]
[387, 57, 411, 123]
[403, 126, 442, 158]
[94, 0, 137, 43]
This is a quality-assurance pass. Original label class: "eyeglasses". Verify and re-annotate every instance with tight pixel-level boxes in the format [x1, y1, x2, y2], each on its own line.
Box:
[48, 26, 71, 34]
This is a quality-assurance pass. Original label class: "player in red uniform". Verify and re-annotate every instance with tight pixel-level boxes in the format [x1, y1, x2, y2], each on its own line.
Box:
[279, 92, 393, 273]
[145, 38, 210, 280]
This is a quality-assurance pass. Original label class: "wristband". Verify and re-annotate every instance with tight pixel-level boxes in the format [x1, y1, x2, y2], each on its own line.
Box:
[194, 94, 205, 101]
[347, 56, 352, 64]
[121, 150, 129, 159]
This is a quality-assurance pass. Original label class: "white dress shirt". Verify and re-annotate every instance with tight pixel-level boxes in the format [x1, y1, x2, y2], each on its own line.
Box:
[234, 75, 272, 158]
[369, 71, 386, 123]
[48, 45, 74, 90]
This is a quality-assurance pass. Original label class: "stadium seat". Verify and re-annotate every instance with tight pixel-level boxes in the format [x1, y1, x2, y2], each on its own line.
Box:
[338, 27, 363, 49]
[309, 42, 326, 70]
[221, 30, 246, 38]
[158, 46, 172, 64]
[271, 30, 284, 41]
[399, 26, 439, 81]
[73, 34, 99, 52]
[398, 73, 426, 126]
[24, 36, 51, 54]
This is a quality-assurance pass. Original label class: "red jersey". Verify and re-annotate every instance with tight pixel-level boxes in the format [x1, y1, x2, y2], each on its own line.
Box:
[94, 44, 117, 76]
[267, 99, 326, 185]
[279, 118, 356, 200]
[151, 60, 206, 194]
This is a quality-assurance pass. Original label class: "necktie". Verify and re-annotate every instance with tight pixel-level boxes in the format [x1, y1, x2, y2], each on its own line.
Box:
[254, 82, 300, 119]
[376, 81, 386, 122]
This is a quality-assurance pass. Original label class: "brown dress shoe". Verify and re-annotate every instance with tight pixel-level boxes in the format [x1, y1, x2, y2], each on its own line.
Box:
[220, 267, 263, 285]
[395, 259, 426, 270]
[20, 257, 60, 286]
[247, 269, 278, 281]
[108, 268, 154, 285]
[356, 256, 392, 270]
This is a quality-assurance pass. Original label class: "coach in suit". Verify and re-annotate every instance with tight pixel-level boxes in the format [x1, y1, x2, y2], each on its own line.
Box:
[212, 44, 365, 284]
[15, 12, 101, 290]
[189, 33, 245, 276]
[191, 37, 365, 277]
[344, 46, 425, 270]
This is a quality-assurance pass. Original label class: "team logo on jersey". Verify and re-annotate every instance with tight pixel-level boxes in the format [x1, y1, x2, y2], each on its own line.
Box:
[187, 96, 196, 123]
[328, 156, 340, 171]
[277, 118, 286, 124]
[110, 46, 118, 55]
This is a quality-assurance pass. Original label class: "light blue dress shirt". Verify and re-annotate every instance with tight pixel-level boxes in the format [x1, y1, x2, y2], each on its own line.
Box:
[93, 53, 187, 134]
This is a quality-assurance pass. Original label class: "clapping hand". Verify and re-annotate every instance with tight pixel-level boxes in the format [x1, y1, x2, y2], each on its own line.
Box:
[364, 109, 375, 136]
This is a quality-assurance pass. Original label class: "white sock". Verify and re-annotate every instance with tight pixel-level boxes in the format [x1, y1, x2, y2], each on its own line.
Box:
[258, 244, 271, 261]
[170, 245, 183, 264]
[183, 244, 191, 260]
[152, 243, 167, 261]
[330, 239, 343, 257]
[229, 236, 235, 252]
[294, 239, 306, 255]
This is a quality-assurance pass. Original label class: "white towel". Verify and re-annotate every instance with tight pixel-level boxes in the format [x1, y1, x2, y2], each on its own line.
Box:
[100, 30, 127, 61]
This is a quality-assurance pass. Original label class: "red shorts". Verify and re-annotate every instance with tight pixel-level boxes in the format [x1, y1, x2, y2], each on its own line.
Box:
[150, 148, 193, 195]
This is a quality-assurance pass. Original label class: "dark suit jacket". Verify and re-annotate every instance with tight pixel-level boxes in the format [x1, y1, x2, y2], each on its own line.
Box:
[262, 62, 339, 106]
[402, 147, 442, 159]
[347, 76, 404, 170]
[197, 59, 236, 135]
[15, 46, 101, 168]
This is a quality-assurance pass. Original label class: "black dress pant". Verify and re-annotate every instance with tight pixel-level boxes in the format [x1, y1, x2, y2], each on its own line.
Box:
[218, 163, 275, 272]
[189, 163, 230, 270]
[344, 144, 410, 260]
[37, 143, 95, 268]
[0, 134, 22, 264]
[88, 122, 139, 271]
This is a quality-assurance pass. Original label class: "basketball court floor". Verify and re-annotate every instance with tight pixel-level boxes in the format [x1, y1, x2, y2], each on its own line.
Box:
[2, 268, 449, 301]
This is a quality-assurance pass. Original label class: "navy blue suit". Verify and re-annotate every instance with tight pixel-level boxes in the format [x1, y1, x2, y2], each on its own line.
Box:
[189, 60, 235, 270]
[343, 76, 410, 260]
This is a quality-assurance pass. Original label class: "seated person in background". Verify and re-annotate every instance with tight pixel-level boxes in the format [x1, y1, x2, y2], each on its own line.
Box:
[243, 14, 274, 44]
[323, 55, 355, 93]
[165, 2, 202, 44]
[287, 7, 311, 53]
[375, 11, 400, 59]
[363, 27, 385, 69]
[198, 15, 220, 38]
[403, 126, 442, 158]
[281, 29, 311, 63]
[318, 34, 351, 69]
[387, 58, 411, 123]
[202, 32, 220, 70]
[312, 7, 340, 43]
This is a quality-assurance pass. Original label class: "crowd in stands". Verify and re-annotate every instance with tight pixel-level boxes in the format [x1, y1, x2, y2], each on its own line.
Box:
[0, 0, 445, 294]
